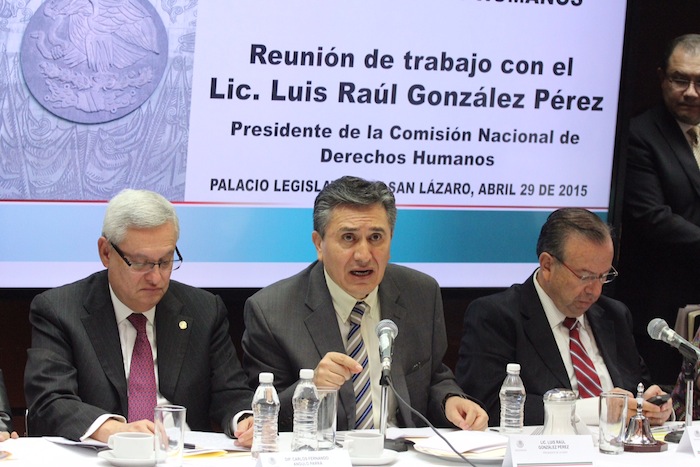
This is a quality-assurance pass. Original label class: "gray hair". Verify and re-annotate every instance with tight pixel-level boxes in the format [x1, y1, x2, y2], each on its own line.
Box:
[661, 34, 700, 71]
[102, 189, 179, 244]
[313, 176, 396, 237]
[536, 208, 612, 260]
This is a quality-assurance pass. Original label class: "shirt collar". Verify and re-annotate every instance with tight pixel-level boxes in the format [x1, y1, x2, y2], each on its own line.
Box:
[109, 284, 156, 325]
[533, 268, 586, 331]
[677, 120, 698, 142]
[323, 268, 379, 322]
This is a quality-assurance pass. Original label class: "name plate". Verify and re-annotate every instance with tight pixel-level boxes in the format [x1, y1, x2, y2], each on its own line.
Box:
[503, 435, 594, 467]
[256, 450, 352, 467]
[678, 427, 700, 457]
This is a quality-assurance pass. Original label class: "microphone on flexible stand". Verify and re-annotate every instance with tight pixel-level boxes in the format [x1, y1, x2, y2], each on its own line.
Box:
[375, 319, 398, 440]
[647, 317, 697, 432]
[647, 318, 700, 362]
[376, 319, 399, 383]
[373, 319, 475, 460]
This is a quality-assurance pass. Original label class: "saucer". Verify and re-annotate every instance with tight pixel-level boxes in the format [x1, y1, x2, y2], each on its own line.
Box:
[97, 450, 156, 467]
[350, 449, 399, 466]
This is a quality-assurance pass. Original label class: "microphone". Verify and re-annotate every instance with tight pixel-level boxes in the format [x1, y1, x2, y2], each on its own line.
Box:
[647, 318, 700, 362]
[376, 319, 398, 377]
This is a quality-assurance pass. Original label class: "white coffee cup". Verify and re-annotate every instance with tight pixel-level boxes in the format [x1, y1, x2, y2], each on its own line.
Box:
[345, 431, 383, 458]
[107, 432, 154, 460]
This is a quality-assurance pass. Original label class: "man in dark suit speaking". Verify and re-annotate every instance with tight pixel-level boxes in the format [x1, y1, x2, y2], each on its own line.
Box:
[242, 176, 487, 432]
[456, 208, 673, 427]
[24, 189, 254, 444]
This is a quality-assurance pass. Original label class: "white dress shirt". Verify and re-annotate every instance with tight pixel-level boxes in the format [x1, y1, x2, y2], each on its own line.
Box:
[82, 286, 248, 440]
[678, 120, 697, 146]
[324, 270, 398, 428]
[534, 270, 613, 425]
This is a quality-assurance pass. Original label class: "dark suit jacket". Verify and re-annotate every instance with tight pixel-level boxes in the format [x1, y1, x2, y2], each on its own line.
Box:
[455, 274, 651, 426]
[241, 261, 470, 431]
[0, 370, 13, 433]
[24, 270, 253, 440]
[615, 104, 700, 382]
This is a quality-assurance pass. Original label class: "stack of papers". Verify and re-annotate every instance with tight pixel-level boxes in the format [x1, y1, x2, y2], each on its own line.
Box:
[413, 430, 508, 455]
[45, 431, 249, 458]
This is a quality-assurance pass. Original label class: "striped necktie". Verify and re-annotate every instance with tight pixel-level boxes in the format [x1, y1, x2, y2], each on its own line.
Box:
[563, 317, 603, 398]
[127, 313, 157, 422]
[687, 126, 700, 169]
[347, 302, 374, 429]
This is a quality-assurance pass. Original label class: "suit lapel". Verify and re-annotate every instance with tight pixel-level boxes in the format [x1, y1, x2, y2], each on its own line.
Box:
[657, 106, 700, 198]
[154, 291, 191, 399]
[81, 272, 128, 413]
[304, 265, 345, 359]
[586, 305, 622, 386]
[521, 276, 571, 389]
[375, 268, 412, 426]
[303, 262, 355, 429]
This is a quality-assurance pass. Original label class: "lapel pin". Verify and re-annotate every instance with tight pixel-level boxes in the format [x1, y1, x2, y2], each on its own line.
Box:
[179, 320, 188, 330]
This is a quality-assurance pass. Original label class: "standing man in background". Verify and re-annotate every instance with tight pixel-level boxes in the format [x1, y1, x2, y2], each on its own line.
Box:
[24, 189, 254, 444]
[617, 34, 700, 384]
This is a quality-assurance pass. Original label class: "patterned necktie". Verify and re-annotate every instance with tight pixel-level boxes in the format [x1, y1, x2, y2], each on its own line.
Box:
[563, 317, 603, 398]
[687, 126, 700, 168]
[127, 313, 157, 422]
[347, 302, 374, 429]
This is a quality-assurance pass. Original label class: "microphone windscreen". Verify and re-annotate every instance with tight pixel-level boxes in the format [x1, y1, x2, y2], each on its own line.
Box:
[376, 319, 398, 338]
[647, 318, 668, 340]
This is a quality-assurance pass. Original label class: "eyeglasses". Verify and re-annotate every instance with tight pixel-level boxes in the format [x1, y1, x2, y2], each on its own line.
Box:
[550, 254, 618, 284]
[666, 76, 700, 93]
[110, 242, 182, 272]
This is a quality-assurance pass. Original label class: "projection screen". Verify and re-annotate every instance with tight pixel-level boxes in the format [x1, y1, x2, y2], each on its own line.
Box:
[0, 0, 627, 288]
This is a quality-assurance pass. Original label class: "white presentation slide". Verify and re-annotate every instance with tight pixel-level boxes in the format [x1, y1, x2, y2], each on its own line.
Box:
[0, 0, 626, 288]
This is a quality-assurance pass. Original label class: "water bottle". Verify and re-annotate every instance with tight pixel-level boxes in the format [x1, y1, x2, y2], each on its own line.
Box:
[499, 363, 526, 433]
[291, 368, 320, 451]
[251, 372, 280, 459]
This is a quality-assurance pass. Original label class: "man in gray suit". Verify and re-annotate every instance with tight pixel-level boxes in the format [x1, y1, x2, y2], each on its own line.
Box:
[242, 176, 487, 432]
[24, 189, 254, 444]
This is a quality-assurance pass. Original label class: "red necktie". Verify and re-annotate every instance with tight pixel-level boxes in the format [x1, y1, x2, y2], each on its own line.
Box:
[127, 313, 157, 422]
[563, 317, 603, 398]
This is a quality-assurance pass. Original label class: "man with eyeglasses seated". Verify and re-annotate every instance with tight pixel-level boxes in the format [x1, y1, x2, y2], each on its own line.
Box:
[455, 208, 673, 427]
[617, 34, 700, 385]
[24, 189, 254, 445]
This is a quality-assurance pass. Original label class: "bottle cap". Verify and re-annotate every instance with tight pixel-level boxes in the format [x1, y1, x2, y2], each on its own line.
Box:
[506, 363, 521, 374]
[259, 372, 274, 384]
[299, 368, 314, 380]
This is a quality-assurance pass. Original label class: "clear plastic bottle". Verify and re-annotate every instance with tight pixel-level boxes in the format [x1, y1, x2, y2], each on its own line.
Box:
[251, 372, 280, 459]
[499, 363, 526, 433]
[291, 368, 320, 451]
